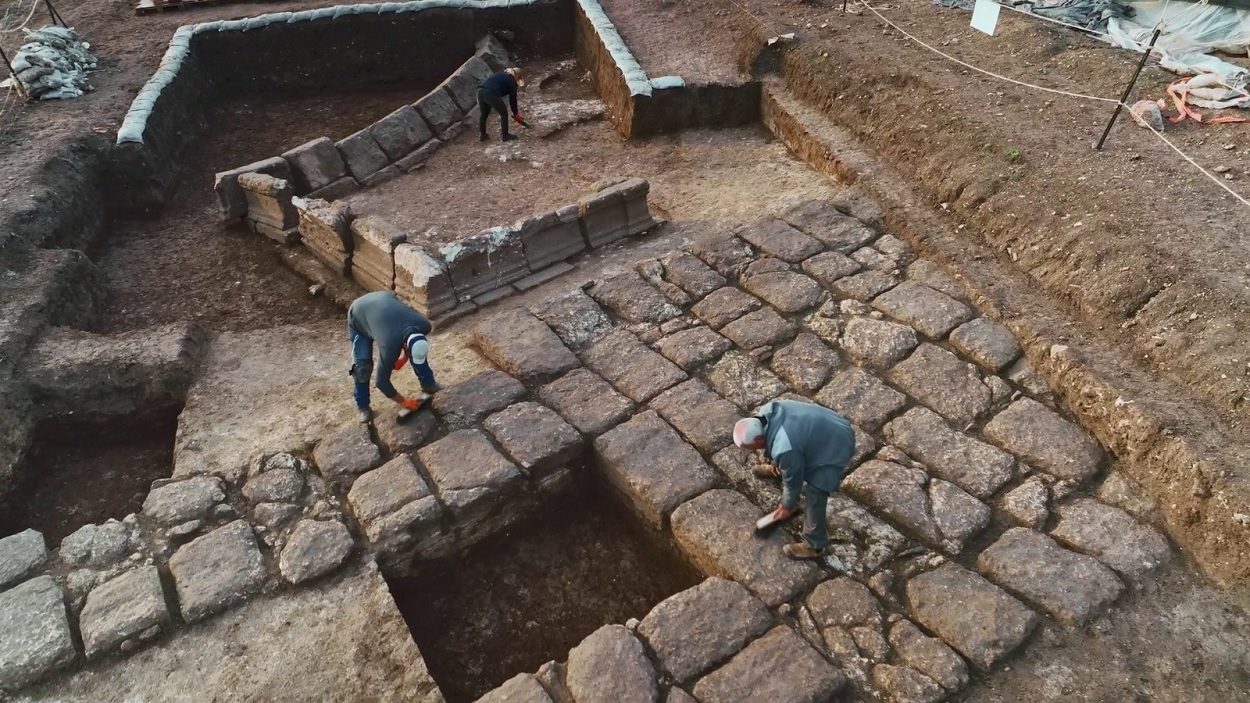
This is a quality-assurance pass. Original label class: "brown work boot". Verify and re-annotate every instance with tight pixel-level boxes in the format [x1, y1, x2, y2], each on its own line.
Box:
[752, 462, 780, 479]
[783, 543, 822, 561]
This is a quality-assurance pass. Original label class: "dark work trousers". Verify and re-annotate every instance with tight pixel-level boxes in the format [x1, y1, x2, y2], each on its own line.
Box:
[477, 87, 511, 138]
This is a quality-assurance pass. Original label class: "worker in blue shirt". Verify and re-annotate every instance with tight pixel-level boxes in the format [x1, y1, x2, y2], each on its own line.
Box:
[478, 67, 528, 142]
[734, 399, 856, 560]
[347, 291, 441, 423]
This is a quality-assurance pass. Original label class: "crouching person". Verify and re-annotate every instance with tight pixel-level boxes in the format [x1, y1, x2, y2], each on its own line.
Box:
[733, 399, 855, 560]
[347, 291, 441, 423]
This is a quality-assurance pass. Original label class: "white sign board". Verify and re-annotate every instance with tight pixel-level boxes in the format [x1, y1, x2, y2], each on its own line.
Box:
[971, 0, 1001, 35]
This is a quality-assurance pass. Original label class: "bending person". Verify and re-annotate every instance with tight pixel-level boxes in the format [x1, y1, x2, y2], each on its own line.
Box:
[347, 291, 441, 423]
[477, 67, 527, 142]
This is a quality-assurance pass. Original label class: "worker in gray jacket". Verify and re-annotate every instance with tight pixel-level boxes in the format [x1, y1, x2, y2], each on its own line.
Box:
[734, 399, 856, 560]
[347, 291, 441, 423]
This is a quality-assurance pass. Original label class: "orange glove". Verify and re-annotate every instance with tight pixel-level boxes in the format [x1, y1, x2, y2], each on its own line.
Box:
[397, 395, 422, 411]
[393, 349, 409, 371]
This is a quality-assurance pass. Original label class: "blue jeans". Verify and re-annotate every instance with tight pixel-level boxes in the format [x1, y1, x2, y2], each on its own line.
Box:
[804, 487, 830, 551]
[348, 323, 437, 409]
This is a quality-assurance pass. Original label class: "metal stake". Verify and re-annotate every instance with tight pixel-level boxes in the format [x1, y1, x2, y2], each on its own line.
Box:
[0, 44, 28, 100]
[1095, 26, 1162, 151]
[45, 0, 67, 26]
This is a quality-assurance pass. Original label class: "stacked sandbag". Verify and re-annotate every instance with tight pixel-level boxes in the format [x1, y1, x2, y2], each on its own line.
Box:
[2, 26, 97, 100]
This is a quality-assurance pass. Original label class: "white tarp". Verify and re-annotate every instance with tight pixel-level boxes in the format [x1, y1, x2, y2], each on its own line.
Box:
[1108, 1, 1250, 92]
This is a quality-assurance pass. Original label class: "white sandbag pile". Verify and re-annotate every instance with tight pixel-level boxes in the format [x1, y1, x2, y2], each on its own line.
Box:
[1, 25, 97, 100]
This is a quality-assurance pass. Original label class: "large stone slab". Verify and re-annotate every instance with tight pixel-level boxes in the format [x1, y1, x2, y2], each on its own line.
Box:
[801, 251, 862, 289]
[539, 368, 634, 437]
[706, 351, 788, 409]
[313, 423, 382, 479]
[977, 528, 1124, 626]
[347, 455, 442, 546]
[417, 430, 522, 515]
[888, 344, 992, 428]
[368, 105, 434, 161]
[168, 520, 268, 624]
[719, 306, 796, 351]
[0, 529, 47, 590]
[654, 326, 732, 371]
[670, 489, 823, 606]
[740, 259, 823, 314]
[639, 577, 771, 683]
[906, 260, 968, 303]
[650, 379, 743, 455]
[659, 250, 726, 299]
[831, 270, 897, 301]
[839, 316, 919, 369]
[431, 369, 526, 427]
[736, 219, 822, 263]
[473, 308, 579, 384]
[887, 619, 969, 693]
[984, 398, 1104, 482]
[1050, 498, 1170, 580]
[949, 318, 1021, 372]
[80, 566, 169, 659]
[770, 332, 843, 393]
[905, 563, 1038, 670]
[587, 271, 682, 324]
[484, 401, 582, 480]
[593, 411, 716, 528]
[691, 287, 761, 329]
[530, 288, 613, 351]
[583, 329, 686, 403]
[0, 576, 76, 690]
[842, 460, 990, 554]
[278, 520, 355, 585]
[683, 231, 756, 278]
[884, 408, 1015, 499]
[336, 129, 390, 181]
[566, 625, 657, 703]
[142, 476, 227, 525]
[815, 367, 907, 430]
[692, 626, 844, 703]
[282, 137, 347, 193]
[478, 673, 554, 703]
[415, 87, 463, 134]
[781, 200, 877, 252]
[871, 281, 973, 339]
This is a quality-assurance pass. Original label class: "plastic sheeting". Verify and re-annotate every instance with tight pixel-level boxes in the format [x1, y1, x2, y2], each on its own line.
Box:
[1, 25, 97, 100]
[1108, 1, 1250, 83]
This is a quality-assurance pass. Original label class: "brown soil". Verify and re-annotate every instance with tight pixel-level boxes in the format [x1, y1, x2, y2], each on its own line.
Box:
[388, 479, 702, 703]
[597, 0, 747, 84]
[0, 410, 178, 542]
[92, 82, 433, 333]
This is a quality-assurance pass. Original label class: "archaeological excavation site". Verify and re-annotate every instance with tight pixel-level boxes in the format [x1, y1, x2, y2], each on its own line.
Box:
[0, 0, 1248, 700]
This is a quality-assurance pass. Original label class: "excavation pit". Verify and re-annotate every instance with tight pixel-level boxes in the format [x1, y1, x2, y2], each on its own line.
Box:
[387, 477, 702, 703]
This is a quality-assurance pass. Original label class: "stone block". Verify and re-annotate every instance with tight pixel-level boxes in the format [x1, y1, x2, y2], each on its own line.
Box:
[693, 626, 844, 703]
[168, 520, 267, 623]
[949, 318, 1021, 372]
[530, 288, 613, 351]
[587, 271, 682, 324]
[238, 172, 297, 232]
[999, 477, 1050, 530]
[431, 369, 526, 427]
[566, 625, 658, 703]
[691, 287, 761, 330]
[0, 576, 76, 690]
[815, 367, 906, 430]
[735, 219, 821, 263]
[539, 368, 634, 437]
[0, 529, 47, 590]
[593, 411, 716, 528]
[832, 270, 897, 301]
[884, 408, 1015, 499]
[706, 350, 787, 409]
[347, 455, 433, 525]
[905, 563, 1038, 670]
[417, 429, 523, 515]
[142, 476, 226, 526]
[578, 186, 629, 249]
[719, 306, 796, 351]
[443, 227, 531, 300]
[906, 260, 968, 303]
[769, 332, 842, 393]
[515, 262, 575, 291]
[977, 528, 1123, 626]
[361, 165, 401, 188]
[740, 259, 823, 313]
[871, 664, 945, 703]
[278, 520, 355, 585]
[1051, 498, 1170, 580]
[807, 577, 882, 631]
[683, 231, 755, 278]
[639, 578, 772, 683]
[214, 156, 291, 219]
[415, 87, 464, 135]
[282, 137, 348, 193]
[670, 489, 823, 606]
[336, 129, 390, 181]
[394, 242, 457, 317]
[242, 468, 304, 504]
[479, 673, 554, 703]
[516, 208, 586, 272]
[781, 200, 877, 252]
[889, 344, 992, 428]
[369, 105, 434, 161]
[615, 178, 660, 236]
[801, 252, 862, 294]
[888, 619, 968, 693]
[396, 138, 442, 172]
[654, 326, 732, 371]
[373, 407, 438, 455]
[659, 250, 725, 299]
[484, 401, 583, 480]
[840, 316, 919, 369]
[650, 379, 743, 454]
[307, 175, 361, 201]
[872, 281, 973, 339]
[984, 398, 1104, 482]
[294, 197, 354, 276]
[442, 56, 492, 112]
[584, 329, 686, 403]
[843, 460, 990, 554]
[313, 423, 382, 478]
[473, 308, 580, 384]
[851, 246, 897, 273]
[349, 216, 406, 292]
[80, 566, 169, 659]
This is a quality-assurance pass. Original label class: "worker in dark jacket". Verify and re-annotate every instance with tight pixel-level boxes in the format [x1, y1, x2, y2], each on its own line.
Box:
[734, 399, 856, 560]
[478, 67, 527, 142]
[347, 291, 441, 423]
